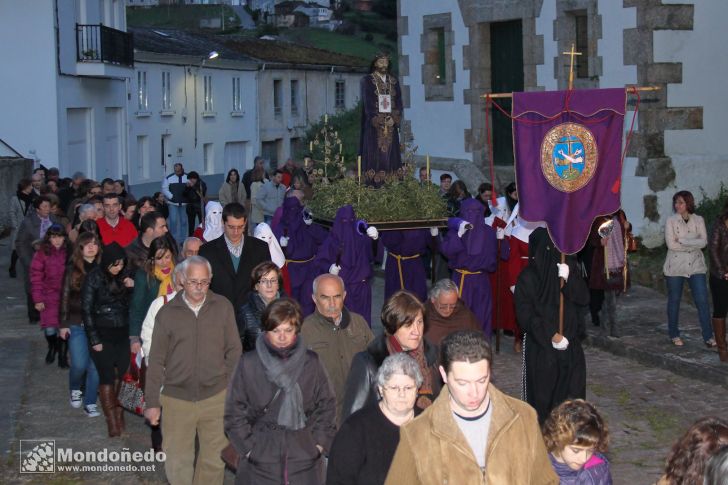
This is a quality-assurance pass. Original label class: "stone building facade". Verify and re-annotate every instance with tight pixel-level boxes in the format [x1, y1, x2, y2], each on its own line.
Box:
[398, 0, 727, 245]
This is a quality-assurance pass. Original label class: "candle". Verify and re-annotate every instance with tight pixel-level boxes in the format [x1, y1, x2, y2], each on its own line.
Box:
[310, 141, 313, 152]
[357, 155, 362, 184]
[324, 114, 328, 124]
[339, 143, 342, 154]
[426, 155, 431, 181]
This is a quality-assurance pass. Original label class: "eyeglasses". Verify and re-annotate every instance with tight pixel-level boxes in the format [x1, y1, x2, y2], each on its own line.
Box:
[436, 304, 457, 310]
[383, 385, 417, 395]
[258, 278, 279, 287]
[186, 279, 210, 288]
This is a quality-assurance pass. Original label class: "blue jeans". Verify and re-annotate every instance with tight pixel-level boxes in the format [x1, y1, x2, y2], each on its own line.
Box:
[666, 274, 714, 341]
[68, 325, 99, 406]
[167, 204, 188, 248]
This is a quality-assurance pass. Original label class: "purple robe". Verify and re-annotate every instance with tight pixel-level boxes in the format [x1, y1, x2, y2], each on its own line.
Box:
[440, 199, 498, 336]
[274, 197, 327, 316]
[315, 205, 373, 325]
[359, 73, 403, 175]
[381, 229, 429, 302]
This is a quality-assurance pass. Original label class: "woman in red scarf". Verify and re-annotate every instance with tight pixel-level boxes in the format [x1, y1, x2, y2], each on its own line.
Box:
[340, 290, 441, 421]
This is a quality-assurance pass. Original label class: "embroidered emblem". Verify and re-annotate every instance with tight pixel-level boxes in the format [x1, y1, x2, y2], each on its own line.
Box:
[540, 122, 597, 193]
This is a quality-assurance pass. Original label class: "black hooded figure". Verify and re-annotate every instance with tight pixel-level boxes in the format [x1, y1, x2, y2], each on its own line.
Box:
[514, 228, 589, 423]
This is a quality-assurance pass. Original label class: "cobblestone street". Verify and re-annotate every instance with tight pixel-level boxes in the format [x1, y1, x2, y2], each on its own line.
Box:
[1, 244, 726, 484]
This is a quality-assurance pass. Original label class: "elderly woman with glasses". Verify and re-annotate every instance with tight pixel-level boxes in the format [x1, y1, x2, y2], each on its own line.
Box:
[236, 261, 286, 352]
[225, 298, 336, 484]
[327, 353, 422, 485]
[341, 290, 441, 421]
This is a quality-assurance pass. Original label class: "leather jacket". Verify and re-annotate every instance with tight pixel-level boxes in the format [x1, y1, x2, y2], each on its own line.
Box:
[709, 218, 728, 279]
[340, 334, 440, 422]
[236, 291, 267, 352]
[81, 267, 131, 346]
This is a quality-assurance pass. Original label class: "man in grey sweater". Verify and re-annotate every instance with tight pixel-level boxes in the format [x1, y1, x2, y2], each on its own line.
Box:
[255, 168, 286, 224]
[144, 256, 242, 485]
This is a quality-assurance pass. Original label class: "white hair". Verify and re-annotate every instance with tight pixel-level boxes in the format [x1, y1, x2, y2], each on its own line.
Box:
[376, 353, 423, 389]
[184, 255, 212, 278]
[312, 273, 345, 296]
[428, 279, 459, 299]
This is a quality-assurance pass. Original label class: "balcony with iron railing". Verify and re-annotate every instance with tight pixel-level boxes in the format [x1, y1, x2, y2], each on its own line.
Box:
[76, 24, 134, 76]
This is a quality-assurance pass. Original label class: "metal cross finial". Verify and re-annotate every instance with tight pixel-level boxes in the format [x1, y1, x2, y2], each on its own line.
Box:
[562, 43, 582, 90]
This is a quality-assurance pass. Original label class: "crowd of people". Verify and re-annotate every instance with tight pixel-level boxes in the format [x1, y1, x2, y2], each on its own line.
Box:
[5, 162, 728, 484]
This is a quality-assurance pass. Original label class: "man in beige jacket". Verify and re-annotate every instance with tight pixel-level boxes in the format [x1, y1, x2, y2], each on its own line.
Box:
[385, 330, 558, 485]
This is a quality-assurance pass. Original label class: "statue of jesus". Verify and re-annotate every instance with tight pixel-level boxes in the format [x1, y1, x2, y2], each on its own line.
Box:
[359, 52, 403, 182]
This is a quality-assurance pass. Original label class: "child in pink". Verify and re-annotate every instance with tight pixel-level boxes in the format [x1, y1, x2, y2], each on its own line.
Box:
[543, 399, 613, 485]
[30, 224, 69, 367]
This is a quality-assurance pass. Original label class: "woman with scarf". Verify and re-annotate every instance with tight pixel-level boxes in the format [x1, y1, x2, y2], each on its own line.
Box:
[192, 200, 224, 243]
[224, 298, 336, 485]
[128, 237, 176, 355]
[273, 196, 327, 314]
[315, 205, 378, 325]
[586, 210, 631, 338]
[514, 228, 589, 423]
[440, 198, 499, 336]
[341, 290, 441, 421]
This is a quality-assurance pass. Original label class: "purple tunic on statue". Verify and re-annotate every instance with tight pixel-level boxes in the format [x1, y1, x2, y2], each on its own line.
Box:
[440, 198, 498, 336]
[274, 197, 327, 316]
[359, 73, 403, 175]
[381, 229, 429, 302]
[315, 205, 374, 325]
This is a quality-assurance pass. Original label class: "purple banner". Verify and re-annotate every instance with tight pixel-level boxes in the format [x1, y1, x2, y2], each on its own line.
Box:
[512, 88, 626, 254]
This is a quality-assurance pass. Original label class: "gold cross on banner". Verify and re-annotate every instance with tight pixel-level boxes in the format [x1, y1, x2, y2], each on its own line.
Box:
[562, 43, 582, 90]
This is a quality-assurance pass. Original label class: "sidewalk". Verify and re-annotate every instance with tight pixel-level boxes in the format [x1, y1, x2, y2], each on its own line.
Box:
[588, 285, 728, 388]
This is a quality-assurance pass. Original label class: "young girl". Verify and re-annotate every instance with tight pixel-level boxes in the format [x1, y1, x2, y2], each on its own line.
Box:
[30, 224, 69, 367]
[543, 399, 612, 484]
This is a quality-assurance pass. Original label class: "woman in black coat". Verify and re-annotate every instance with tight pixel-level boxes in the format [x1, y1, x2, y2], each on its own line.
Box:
[327, 353, 422, 485]
[514, 228, 590, 424]
[224, 298, 336, 485]
[236, 261, 285, 352]
[81, 242, 134, 437]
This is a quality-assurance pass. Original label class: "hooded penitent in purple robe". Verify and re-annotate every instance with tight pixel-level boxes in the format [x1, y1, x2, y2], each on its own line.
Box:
[274, 197, 327, 316]
[440, 198, 498, 336]
[315, 205, 374, 325]
[381, 229, 429, 302]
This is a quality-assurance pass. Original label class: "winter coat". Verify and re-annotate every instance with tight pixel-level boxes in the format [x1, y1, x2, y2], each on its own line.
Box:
[60, 260, 97, 327]
[254, 180, 286, 217]
[15, 211, 60, 265]
[9, 194, 30, 248]
[549, 452, 612, 485]
[384, 385, 559, 485]
[340, 333, 441, 422]
[663, 213, 708, 277]
[218, 181, 245, 207]
[140, 291, 177, 365]
[30, 246, 67, 328]
[709, 218, 728, 279]
[224, 338, 337, 485]
[301, 308, 374, 424]
[236, 291, 270, 352]
[81, 267, 132, 346]
[128, 270, 161, 339]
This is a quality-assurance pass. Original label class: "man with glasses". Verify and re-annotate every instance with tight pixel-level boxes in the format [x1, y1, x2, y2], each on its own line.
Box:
[423, 279, 480, 346]
[198, 202, 271, 309]
[302, 274, 374, 424]
[96, 193, 138, 247]
[144, 256, 242, 485]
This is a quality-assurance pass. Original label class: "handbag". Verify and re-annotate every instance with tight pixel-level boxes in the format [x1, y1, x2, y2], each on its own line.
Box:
[117, 352, 145, 416]
[221, 388, 281, 472]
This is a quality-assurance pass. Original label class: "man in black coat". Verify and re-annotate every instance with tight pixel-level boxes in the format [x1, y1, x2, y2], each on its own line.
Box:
[198, 202, 271, 309]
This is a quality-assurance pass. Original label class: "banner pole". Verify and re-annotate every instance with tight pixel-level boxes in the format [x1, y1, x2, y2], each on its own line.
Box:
[559, 253, 565, 336]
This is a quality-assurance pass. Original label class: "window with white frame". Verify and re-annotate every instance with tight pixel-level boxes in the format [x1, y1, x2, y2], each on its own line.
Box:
[161, 71, 171, 110]
[335, 80, 345, 110]
[137, 71, 148, 111]
[290, 79, 299, 117]
[204, 75, 213, 112]
[273, 79, 282, 118]
[203, 143, 214, 174]
[232, 77, 242, 112]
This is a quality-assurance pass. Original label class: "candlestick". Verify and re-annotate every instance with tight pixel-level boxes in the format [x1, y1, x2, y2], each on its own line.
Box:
[426, 155, 431, 181]
[357, 155, 362, 184]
